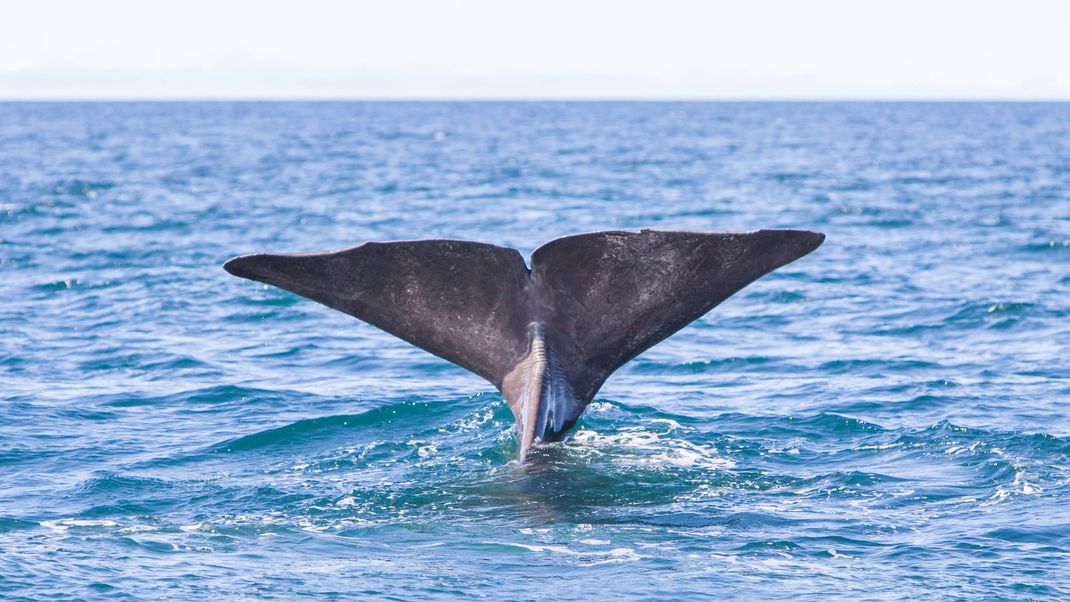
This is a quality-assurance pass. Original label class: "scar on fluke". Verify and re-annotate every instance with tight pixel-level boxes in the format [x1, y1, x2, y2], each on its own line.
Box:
[224, 229, 825, 461]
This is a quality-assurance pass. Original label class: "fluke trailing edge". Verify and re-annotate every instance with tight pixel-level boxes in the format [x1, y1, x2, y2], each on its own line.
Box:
[224, 229, 825, 460]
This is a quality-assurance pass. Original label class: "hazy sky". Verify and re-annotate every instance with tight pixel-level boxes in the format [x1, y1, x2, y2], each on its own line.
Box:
[2, 0, 1068, 99]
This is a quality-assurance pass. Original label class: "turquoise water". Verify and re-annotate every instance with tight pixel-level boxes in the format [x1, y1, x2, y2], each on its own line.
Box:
[2, 102, 1069, 600]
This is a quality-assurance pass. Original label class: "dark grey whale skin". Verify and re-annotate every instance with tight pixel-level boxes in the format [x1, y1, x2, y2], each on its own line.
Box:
[224, 229, 824, 457]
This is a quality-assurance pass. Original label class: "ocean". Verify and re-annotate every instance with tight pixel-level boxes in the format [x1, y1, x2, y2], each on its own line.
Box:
[1, 101, 1068, 599]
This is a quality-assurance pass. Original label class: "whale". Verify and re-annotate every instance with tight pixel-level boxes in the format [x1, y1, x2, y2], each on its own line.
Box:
[224, 228, 824, 460]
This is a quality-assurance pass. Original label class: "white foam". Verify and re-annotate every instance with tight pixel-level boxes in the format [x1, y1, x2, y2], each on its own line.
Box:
[40, 519, 118, 532]
[571, 427, 735, 468]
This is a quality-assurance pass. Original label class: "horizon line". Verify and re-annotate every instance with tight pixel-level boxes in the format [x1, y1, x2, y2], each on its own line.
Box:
[3, 97, 1070, 103]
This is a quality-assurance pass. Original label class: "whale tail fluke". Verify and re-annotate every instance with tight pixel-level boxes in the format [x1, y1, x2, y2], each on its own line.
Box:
[224, 229, 824, 457]
[526, 229, 824, 401]
[225, 239, 533, 386]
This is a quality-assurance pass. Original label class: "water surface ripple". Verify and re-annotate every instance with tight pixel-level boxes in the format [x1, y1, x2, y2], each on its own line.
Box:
[2, 102, 1069, 600]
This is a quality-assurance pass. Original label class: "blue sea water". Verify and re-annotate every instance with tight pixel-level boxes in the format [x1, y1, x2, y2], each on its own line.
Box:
[1, 101, 1069, 600]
